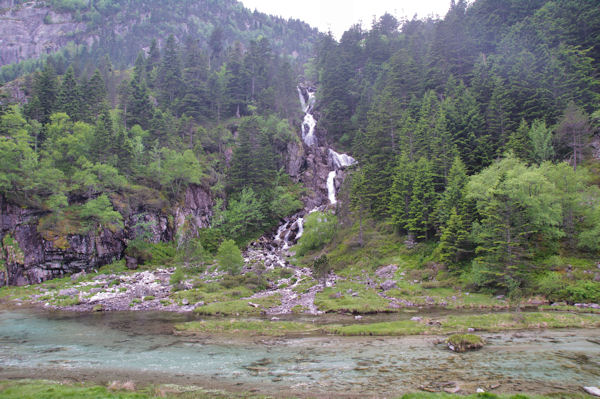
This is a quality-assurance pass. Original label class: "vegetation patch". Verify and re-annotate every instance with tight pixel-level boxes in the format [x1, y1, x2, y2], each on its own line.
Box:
[193, 294, 281, 316]
[446, 334, 485, 352]
[315, 280, 391, 313]
[174, 319, 317, 336]
[323, 312, 600, 336]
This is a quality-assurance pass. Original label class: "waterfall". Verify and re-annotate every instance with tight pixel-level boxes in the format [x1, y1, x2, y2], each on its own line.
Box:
[302, 113, 317, 147]
[295, 217, 304, 239]
[327, 171, 337, 204]
[299, 87, 317, 147]
[329, 149, 356, 169]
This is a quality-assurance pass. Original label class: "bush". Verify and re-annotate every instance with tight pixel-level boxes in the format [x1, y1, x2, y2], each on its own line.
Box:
[170, 266, 184, 287]
[295, 211, 337, 256]
[537, 272, 600, 304]
[562, 281, 600, 303]
[313, 254, 330, 278]
[216, 239, 244, 275]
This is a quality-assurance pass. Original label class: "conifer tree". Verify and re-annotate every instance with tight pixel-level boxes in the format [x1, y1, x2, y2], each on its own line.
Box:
[56, 66, 80, 120]
[506, 119, 533, 162]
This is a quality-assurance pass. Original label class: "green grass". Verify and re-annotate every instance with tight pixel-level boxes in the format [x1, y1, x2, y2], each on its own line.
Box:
[322, 312, 600, 336]
[539, 304, 600, 314]
[0, 379, 271, 399]
[193, 294, 281, 316]
[174, 319, 318, 336]
[315, 280, 391, 313]
[324, 320, 427, 336]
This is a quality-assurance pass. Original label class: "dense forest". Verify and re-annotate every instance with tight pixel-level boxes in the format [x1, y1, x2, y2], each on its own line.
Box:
[1, 0, 599, 305]
[310, 0, 600, 299]
[0, 0, 318, 83]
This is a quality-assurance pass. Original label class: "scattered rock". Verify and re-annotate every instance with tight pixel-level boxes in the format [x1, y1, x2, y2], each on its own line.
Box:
[71, 271, 86, 281]
[467, 327, 475, 332]
[354, 315, 362, 320]
[410, 316, 422, 322]
[477, 388, 485, 393]
[380, 280, 397, 291]
[351, 292, 359, 297]
[58, 288, 79, 296]
[330, 292, 342, 299]
[181, 298, 189, 306]
[444, 384, 461, 394]
[271, 317, 280, 321]
[375, 264, 398, 279]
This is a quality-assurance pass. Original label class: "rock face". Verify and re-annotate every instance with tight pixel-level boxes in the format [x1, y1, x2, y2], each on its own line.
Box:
[0, 185, 212, 286]
[0, 2, 85, 67]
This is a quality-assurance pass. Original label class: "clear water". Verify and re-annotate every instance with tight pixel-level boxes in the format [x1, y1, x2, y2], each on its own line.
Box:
[1, 309, 599, 396]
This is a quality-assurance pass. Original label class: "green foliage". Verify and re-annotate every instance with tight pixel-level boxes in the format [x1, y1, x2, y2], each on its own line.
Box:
[295, 211, 337, 257]
[78, 194, 123, 233]
[216, 239, 244, 275]
[312, 254, 330, 278]
[528, 119, 554, 163]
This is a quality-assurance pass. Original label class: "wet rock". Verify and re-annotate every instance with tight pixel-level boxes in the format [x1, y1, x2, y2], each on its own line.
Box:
[380, 280, 397, 291]
[446, 334, 485, 352]
[58, 288, 79, 296]
[584, 386, 600, 397]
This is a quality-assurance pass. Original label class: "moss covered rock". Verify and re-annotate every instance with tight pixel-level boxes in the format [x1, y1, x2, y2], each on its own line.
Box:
[446, 333, 485, 352]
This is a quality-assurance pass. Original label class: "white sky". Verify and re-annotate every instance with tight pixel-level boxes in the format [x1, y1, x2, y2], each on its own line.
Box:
[240, 0, 451, 39]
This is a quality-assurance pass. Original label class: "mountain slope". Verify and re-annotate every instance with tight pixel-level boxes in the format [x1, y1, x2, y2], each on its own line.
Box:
[0, 0, 320, 82]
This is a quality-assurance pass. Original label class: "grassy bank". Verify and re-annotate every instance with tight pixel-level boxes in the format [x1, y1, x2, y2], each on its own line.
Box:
[174, 319, 317, 336]
[175, 311, 599, 337]
[0, 379, 269, 399]
[324, 312, 600, 336]
[0, 380, 590, 399]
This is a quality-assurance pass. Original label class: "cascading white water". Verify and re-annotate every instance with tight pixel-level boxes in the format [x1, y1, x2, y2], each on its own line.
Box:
[295, 217, 304, 239]
[329, 149, 356, 169]
[327, 170, 337, 204]
[302, 113, 317, 147]
[299, 87, 317, 147]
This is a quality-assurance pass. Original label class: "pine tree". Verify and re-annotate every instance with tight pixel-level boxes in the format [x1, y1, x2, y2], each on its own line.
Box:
[406, 157, 436, 240]
[56, 66, 80, 120]
[158, 34, 183, 107]
[506, 119, 533, 162]
[81, 69, 107, 122]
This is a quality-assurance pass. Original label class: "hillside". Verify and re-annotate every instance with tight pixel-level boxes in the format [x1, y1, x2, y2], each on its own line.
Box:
[0, 0, 320, 83]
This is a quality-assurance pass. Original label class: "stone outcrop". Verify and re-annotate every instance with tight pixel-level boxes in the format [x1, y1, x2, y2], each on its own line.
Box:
[0, 184, 212, 286]
[0, 2, 85, 67]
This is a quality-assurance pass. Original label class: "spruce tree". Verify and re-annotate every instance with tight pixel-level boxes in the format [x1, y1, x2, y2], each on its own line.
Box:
[56, 66, 80, 120]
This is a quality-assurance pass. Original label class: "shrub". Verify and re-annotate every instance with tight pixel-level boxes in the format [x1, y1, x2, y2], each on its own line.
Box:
[295, 211, 337, 256]
[170, 266, 184, 287]
[313, 254, 330, 278]
[216, 239, 244, 275]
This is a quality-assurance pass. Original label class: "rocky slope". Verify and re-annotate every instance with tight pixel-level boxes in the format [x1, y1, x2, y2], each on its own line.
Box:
[0, 184, 212, 286]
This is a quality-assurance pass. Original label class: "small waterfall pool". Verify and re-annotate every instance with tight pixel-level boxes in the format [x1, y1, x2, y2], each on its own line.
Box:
[1, 309, 599, 396]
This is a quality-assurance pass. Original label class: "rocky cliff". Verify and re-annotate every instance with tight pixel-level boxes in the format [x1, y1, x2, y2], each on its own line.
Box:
[0, 184, 212, 286]
[0, 2, 85, 67]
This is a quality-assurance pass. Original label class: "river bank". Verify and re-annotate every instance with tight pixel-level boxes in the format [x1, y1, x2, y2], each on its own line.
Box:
[0, 309, 599, 398]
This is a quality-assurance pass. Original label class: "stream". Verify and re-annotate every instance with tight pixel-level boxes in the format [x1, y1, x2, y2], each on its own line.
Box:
[1, 309, 599, 397]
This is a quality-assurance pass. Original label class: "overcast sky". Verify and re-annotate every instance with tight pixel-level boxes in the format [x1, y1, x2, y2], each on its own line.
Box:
[240, 0, 452, 39]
